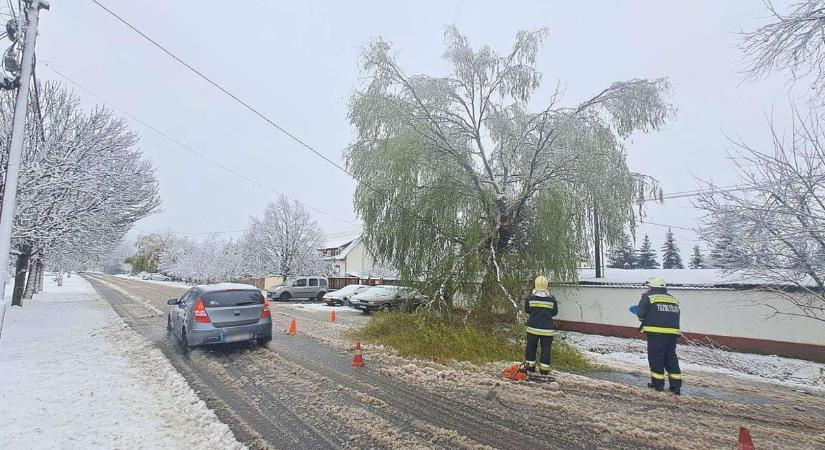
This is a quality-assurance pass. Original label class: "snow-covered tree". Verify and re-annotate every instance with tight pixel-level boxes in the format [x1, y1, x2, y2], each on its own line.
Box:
[696, 106, 825, 322]
[741, 0, 825, 103]
[0, 82, 160, 305]
[607, 233, 636, 269]
[243, 195, 328, 279]
[347, 26, 671, 318]
[157, 235, 251, 284]
[688, 245, 706, 269]
[635, 235, 659, 269]
[660, 228, 684, 269]
[126, 233, 172, 274]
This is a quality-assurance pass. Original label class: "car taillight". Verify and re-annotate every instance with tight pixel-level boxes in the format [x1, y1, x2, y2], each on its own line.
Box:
[193, 298, 210, 323]
[261, 298, 271, 318]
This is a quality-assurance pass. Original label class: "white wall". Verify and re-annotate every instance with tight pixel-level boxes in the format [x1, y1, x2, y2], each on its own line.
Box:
[553, 285, 823, 346]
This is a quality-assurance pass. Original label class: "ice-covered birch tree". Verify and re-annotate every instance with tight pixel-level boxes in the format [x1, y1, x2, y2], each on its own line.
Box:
[243, 195, 328, 279]
[346, 26, 672, 319]
[697, 107, 825, 323]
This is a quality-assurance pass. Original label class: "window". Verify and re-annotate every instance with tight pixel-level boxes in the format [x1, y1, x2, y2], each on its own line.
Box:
[294, 278, 307, 287]
[319, 279, 327, 287]
[309, 278, 319, 287]
[180, 290, 195, 305]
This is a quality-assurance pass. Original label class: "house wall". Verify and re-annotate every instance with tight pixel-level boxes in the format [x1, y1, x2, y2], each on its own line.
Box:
[552, 285, 825, 362]
[341, 241, 375, 276]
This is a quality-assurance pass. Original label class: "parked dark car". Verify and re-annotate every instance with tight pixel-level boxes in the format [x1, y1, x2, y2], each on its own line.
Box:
[349, 285, 427, 313]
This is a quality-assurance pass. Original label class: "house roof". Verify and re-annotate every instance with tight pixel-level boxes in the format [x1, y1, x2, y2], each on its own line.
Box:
[321, 231, 362, 250]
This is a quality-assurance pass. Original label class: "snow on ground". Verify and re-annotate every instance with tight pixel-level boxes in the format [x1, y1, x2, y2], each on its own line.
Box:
[563, 331, 825, 391]
[578, 268, 777, 286]
[0, 275, 244, 450]
[113, 273, 192, 289]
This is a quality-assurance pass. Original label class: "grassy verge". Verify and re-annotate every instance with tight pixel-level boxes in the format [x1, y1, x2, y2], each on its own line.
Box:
[348, 310, 599, 372]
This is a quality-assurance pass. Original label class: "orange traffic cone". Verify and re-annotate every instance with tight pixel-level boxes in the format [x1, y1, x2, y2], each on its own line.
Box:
[287, 319, 296, 336]
[352, 340, 365, 367]
[737, 427, 754, 450]
[330, 310, 337, 322]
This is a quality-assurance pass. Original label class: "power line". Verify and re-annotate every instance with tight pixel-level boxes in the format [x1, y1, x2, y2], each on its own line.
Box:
[41, 62, 361, 229]
[88, 0, 462, 245]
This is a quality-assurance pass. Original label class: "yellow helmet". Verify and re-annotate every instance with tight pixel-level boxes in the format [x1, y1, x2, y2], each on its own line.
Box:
[534, 276, 549, 291]
[644, 276, 666, 288]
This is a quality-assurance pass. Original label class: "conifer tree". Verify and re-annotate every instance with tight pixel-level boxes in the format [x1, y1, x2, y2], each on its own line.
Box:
[660, 228, 684, 269]
[688, 245, 706, 269]
[636, 234, 660, 269]
[607, 233, 636, 269]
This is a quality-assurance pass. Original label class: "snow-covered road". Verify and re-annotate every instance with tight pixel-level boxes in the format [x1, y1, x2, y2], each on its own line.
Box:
[11, 273, 824, 449]
[0, 275, 243, 450]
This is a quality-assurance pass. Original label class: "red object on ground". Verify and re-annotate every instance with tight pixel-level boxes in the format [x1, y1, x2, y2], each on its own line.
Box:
[500, 363, 528, 381]
[738, 427, 754, 450]
[330, 310, 336, 322]
[352, 346, 366, 367]
[287, 319, 296, 336]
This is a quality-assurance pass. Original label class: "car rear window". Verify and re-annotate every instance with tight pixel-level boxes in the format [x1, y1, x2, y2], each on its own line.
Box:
[202, 290, 264, 307]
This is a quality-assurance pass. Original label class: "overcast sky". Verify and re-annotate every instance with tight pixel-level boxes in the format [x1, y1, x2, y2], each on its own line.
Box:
[34, 1, 805, 255]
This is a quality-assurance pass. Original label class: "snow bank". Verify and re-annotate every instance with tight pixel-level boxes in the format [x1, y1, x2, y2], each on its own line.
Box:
[0, 276, 244, 449]
[564, 331, 825, 391]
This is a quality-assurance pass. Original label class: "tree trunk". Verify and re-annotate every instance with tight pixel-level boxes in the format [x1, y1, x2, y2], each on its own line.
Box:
[56, 271, 63, 287]
[11, 251, 30, 306]
[22, 257, 38, 299]
[35, 260, 43, 293]
[594, 205, 603, 278]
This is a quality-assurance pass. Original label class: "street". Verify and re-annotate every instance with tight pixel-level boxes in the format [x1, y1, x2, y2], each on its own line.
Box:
[81, 274, 825, 449]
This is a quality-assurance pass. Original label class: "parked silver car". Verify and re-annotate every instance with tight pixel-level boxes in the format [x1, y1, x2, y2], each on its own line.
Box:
[323, 284, 371, 306]
[167, 283, 272, 348]
[267, 276, 329, 302]
[349, 285, 427, 313]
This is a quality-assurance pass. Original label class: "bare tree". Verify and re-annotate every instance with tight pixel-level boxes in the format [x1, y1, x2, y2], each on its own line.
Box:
[741, 1, 825, 101]
[696, 106, 825, 323]
[243, 195, 328, 279]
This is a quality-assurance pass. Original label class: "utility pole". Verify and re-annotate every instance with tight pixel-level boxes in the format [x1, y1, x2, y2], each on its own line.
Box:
[593, 204, 603, 278]
[0, 0, 49, 335]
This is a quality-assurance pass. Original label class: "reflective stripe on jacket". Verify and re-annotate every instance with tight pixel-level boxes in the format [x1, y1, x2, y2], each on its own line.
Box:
[525, 293, 558, 334]
[636, 288, 680, 335]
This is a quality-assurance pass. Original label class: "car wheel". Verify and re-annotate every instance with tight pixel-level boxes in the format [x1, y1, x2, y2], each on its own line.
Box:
[256, 336, 272, 346]
[167, 316, 172, 332]
[361, 309, 371, 315]
[180, 327, 190, 351]
[381, 304, 392, 312]
[280, 292, 291, 302]
[317, 291, 325, 302]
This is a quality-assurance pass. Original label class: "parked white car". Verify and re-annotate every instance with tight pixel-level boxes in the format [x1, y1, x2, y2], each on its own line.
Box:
[146, 273, 171, 281]
[322, 284, 371, 306]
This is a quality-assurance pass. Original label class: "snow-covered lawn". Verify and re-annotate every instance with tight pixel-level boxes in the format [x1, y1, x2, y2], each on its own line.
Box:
[564, 331, 825, 391]
[0, 275, 244, 449]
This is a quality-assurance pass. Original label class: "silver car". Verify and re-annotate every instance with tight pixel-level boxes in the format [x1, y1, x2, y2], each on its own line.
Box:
[267, 276, 329, 302]
[323, 284, 371, 306]
[167, 283, 272, 349]
[349, 285, 427, 313]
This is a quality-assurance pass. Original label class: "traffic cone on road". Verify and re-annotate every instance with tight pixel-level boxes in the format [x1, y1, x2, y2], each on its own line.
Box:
[737, 427, 754, 450]
[352, 340, 365, 367]
[287, 319, 296, 336]
[330, 310, 336, 322]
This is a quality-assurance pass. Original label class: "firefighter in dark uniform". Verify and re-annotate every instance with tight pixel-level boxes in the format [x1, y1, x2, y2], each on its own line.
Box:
[636, 276, 682, 395]
[524, 276, 558, 375]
